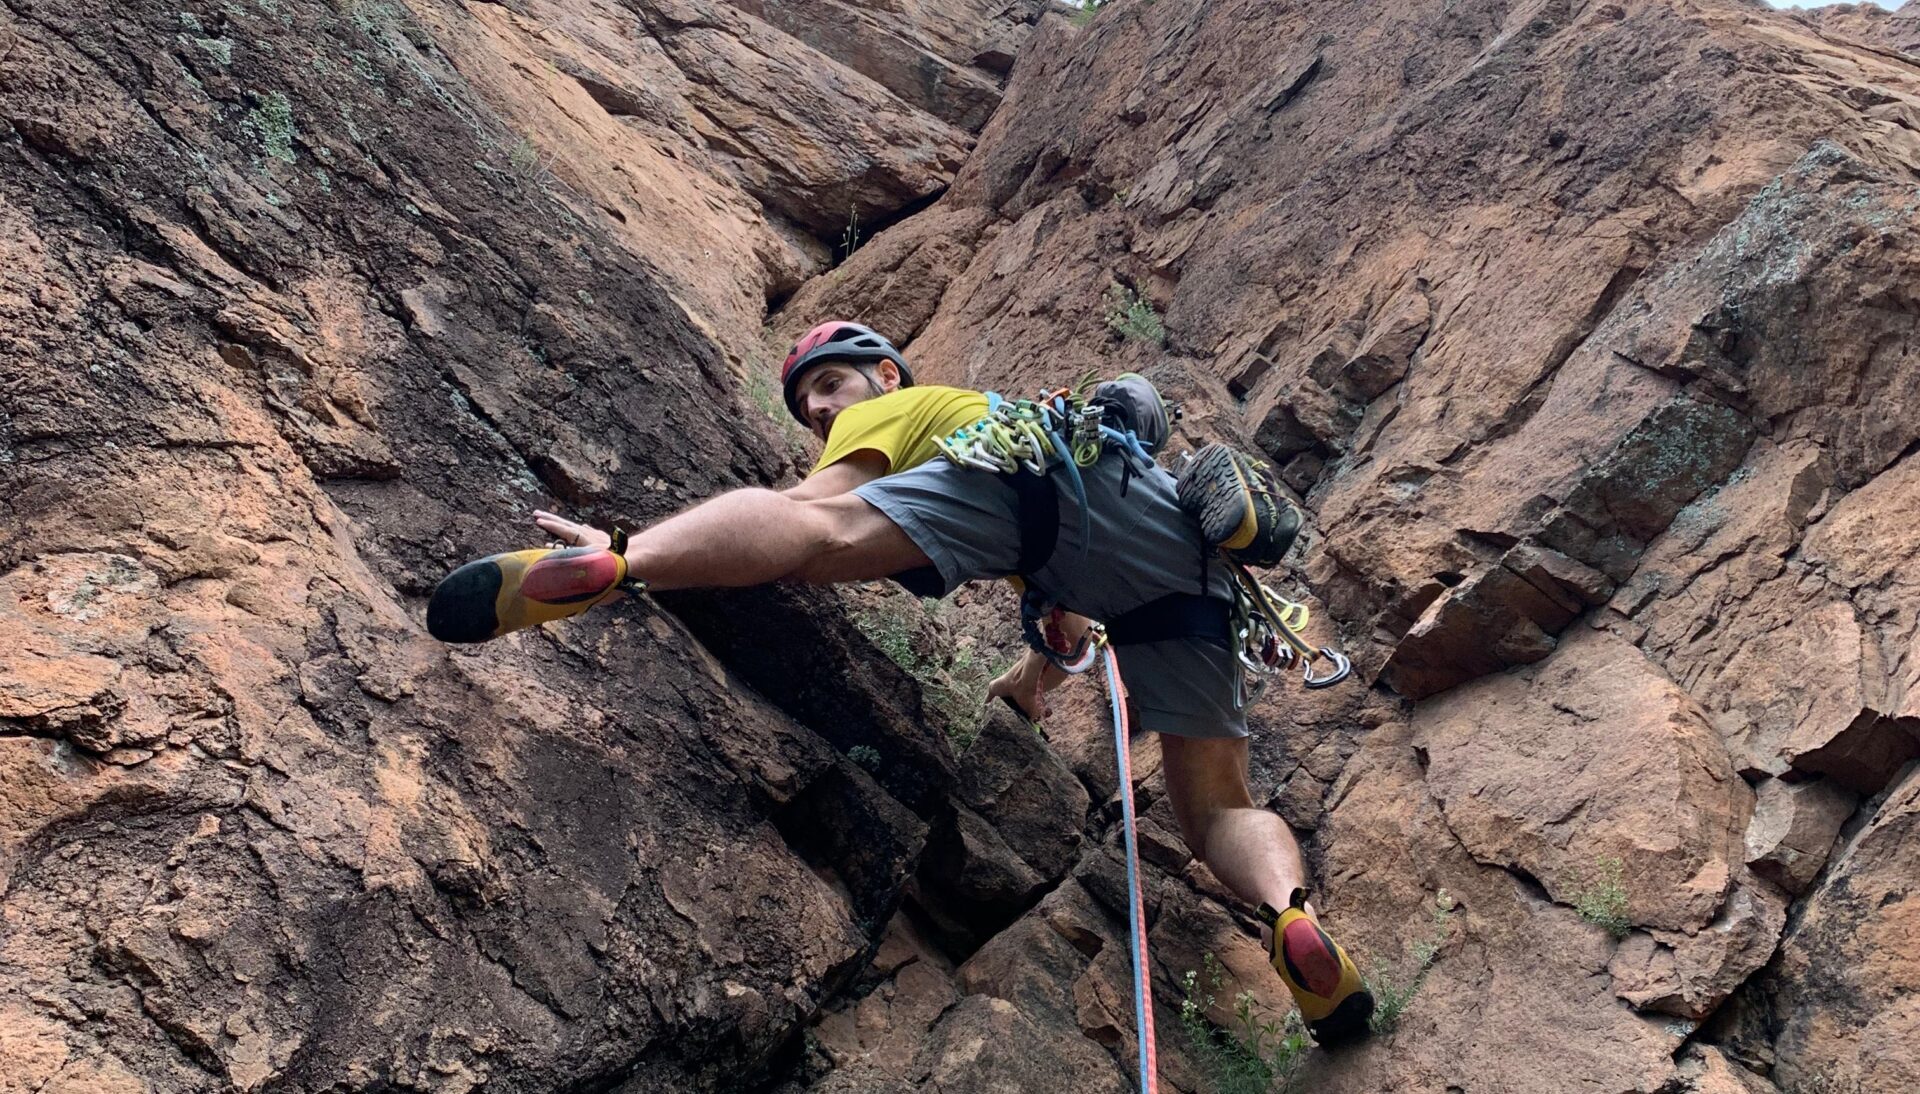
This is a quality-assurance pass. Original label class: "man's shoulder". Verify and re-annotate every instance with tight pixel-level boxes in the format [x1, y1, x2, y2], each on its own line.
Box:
[881, 383, 982, 405]
[847, 384, 983, 421]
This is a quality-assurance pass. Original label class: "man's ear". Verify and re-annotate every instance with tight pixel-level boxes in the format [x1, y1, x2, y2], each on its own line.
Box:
[873, 360, 902, 391]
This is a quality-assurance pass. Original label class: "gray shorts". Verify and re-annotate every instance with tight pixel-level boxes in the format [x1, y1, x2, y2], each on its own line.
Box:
[855, 454, 1248, 738]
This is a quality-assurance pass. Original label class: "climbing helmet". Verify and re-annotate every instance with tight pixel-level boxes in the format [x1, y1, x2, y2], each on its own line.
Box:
[780, 320, 915, 424]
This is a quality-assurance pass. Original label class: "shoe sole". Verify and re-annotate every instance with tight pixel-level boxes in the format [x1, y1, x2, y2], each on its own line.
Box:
[1177, 444, 1301, 565]
[427, 557, 505, 644]
[1177, 444, 1260, 548]
[1307, 988, 1375, 1047]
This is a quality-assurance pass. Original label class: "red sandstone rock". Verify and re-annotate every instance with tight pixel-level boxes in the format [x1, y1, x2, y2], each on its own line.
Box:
[10, 0, 1920, 1090]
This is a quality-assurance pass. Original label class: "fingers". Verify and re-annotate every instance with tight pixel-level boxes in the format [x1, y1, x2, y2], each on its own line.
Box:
[988, 671, 1046, 720]
[530, 510, 612, 550]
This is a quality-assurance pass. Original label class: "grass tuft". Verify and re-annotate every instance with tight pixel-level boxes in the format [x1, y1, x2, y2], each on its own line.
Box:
[1179, 953, 1309, 1094]
[1573, 856, 1632, 939]
[853, 596, 992, 750]
[1365, 888, 1455, 1035]
[1070, 0, 1111, 28]
[1105, 281, 1166, 345]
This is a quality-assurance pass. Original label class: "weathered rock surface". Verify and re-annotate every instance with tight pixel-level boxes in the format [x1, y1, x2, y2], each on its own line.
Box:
[10, 0, 1920, 1091]
[1416, 628, 1750, 935]
[775, 0, 1920, 1089]
[1744, 775, 1855, 895]
[1760, 761, 1920, 1093]
[0, 0, 1022, 1089]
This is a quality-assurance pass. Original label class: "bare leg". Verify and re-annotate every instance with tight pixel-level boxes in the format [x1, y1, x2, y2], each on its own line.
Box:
[1159, 733, 1313, 916]
[618, 488, 930, 591]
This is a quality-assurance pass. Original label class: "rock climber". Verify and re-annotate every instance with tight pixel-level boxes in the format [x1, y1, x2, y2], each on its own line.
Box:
[425, 320, 1375, 1045]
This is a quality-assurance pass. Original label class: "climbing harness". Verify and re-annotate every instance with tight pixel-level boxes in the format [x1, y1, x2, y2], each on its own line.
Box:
[936, 379, 1170, 678]
[939, 379, 1352, 698]
[935, 384, 1161, 582]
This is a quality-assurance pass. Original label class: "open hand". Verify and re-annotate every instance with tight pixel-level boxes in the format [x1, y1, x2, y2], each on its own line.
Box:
[987, 651, 1050, 722]
[532, 509, 612, 551]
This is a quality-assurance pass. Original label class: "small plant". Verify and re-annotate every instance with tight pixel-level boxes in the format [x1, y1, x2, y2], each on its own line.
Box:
[853, 597, 991, 750]
[838, 204, 862, 263]
[1179, 953, 1308, 1094]
[1365, 888, 1454, 1035]
[1104, 281, 1166, 345]
[243, 90, 298, 165]
[737, 335, 814, 447]
[847, 745, 882, 772]
[508, 137, 551, 184]
[1574, 857, 1632, 939]
[1071, 0, 1111, 28]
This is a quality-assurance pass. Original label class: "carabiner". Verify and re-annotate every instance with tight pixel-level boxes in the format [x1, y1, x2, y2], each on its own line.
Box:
[1302, 648, 1352, 689]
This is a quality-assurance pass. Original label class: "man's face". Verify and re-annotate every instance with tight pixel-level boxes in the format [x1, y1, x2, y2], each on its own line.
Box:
[793, 361, 899, 440]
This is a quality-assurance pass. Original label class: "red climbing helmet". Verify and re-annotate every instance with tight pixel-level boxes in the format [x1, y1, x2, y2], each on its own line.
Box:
[779, 320, 915, 423]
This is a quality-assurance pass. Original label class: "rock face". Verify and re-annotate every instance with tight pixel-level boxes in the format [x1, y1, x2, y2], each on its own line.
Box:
[7, 1, 1920, 1093]
[0, 0, 1033, 1090]
[776, 0, 1920, 1091]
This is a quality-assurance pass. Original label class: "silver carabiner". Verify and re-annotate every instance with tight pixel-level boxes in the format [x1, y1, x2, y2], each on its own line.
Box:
[1302, 647, 1352, 689]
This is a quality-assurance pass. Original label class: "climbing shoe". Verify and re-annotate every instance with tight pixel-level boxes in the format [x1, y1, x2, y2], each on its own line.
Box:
[1258, 889, 1373, 1046]
[1175, 443, 1302, 568]
[426, 532, 643, 644]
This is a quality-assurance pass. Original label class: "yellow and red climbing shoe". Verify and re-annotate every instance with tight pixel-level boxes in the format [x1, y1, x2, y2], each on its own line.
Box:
[1175, 443, 1302, 568]
[1258, 888, 1373, 1046]
[426, 531, 644, 644]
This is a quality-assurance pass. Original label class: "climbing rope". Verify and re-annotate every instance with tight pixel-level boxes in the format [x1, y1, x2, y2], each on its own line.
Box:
[1101, 637, 1159, 1094]
[1020, 623, 1156, 1092]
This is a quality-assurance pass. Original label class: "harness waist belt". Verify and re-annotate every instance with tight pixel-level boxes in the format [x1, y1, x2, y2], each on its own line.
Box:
[1105, 593, 1231, 647]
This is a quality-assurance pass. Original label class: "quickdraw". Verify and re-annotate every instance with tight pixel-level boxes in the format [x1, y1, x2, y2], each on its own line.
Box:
[1227, 561, 1352, 705]
[933, 386, 1157, 479]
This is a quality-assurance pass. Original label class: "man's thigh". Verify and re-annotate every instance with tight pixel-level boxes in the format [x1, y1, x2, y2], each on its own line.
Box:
[1118, 638, 1250, 739]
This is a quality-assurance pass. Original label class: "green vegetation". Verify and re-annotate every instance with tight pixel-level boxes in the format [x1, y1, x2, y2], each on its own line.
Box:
[742, 349, 813, 449]
[1071, 0, 1113, 28]
[838, 204, 862, 263]
[847, 745, 882, 773]
[243, 90, 297, 165]
[1179, 953, 1308, 1094]
[1105, 281, 1166, 345]
[1365, 888, 1455, 1035]
[1574, 856, 1632, 939]
[853, 595, 992, 750]
[508, 137, 550, 183]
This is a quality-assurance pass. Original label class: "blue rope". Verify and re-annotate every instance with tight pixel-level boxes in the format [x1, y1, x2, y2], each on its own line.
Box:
[1104, 646, 1158, 1092]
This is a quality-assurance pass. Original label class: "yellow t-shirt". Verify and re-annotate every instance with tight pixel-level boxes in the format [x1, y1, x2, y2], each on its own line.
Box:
[811, 385, 990, 476]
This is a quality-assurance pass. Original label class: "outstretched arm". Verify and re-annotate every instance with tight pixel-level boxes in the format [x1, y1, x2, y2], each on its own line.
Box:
[531, 452, 887, 547]
[529, 451, 914, 591]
